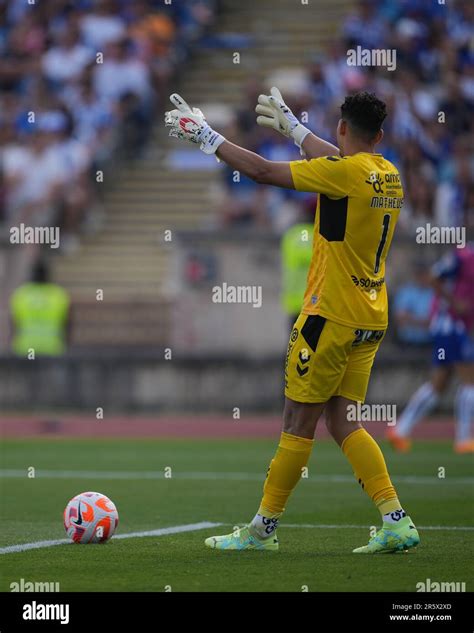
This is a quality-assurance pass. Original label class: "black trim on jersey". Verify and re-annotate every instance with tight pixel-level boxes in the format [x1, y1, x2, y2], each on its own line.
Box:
[319, 195, 348, 241]
[325, 156, 340, 161]
[301, 315, 326, 352]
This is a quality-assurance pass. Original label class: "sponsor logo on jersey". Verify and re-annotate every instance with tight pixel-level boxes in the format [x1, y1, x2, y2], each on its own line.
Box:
[365, 171, 384, 194]
[351, 275, 385, 289]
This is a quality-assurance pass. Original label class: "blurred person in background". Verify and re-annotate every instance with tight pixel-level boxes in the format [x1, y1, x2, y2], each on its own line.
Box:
[217, 118, 270, 227]
[234, 78, 268, 148]
[116, 90, 151, 158]
[435, 138, 474, 228]
[401, 172, 436, 233]
[2, 114, 66, 226]
[93, 37, 153, 111]
[219, 163, 269, 228]
[307, 53, 335, 110]
[10, 259, 70, 357]
[388, 245, 474, 454]
[79, 0, 126, 51]
[257, 130, 308, 232]
[41, 23, 94, 87]
[281, 205, 314, 330]
[393, 261, 434, 346]
[3, 109, 94, 252]
[128, 1, 176, 102]
[0, 9, 46, 88]
[47, 108, 95, 252]
[91, 35, 154, 155]
[60, 75, 116, 158]
[342, 0, 388, 50]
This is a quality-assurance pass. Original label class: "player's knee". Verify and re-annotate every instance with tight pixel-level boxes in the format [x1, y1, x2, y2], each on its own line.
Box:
[325, 416, 342, 440]
[325, 415, 361, 446]
[282, 399, 320, 439]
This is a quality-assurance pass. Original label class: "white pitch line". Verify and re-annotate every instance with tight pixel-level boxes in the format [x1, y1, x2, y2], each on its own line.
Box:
[112, 522, 222, 540]
[0, 538, 71, 554]
[0, 522, 223, 555]
[1, 469, 473, 485]
[280, 524, 474, 531]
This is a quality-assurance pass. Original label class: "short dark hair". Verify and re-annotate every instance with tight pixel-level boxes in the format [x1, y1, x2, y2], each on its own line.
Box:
[31, 260, 49, 283]
[340, 92, 387, 142]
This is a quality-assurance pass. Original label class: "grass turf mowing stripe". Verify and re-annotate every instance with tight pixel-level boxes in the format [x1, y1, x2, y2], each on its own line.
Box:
[0, 522, 223, 555]
[1, 469, 472, 485]
[1, 522, 472, 555]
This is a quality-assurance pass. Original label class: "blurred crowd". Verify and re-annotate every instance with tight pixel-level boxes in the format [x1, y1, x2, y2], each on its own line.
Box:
[0, 0, 216, 252]
[219, 0, 473, 237]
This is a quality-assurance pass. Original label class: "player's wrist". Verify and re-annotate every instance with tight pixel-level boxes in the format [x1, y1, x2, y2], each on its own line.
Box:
[199, 124, 226, 155]
[291, 123, 311, 148]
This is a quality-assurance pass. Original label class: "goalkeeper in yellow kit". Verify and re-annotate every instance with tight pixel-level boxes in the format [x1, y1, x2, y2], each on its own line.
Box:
[165, 89, 419, 554]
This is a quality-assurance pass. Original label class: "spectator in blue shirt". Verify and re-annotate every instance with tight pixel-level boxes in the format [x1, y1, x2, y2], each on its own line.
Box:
[394, 262, 434, 345]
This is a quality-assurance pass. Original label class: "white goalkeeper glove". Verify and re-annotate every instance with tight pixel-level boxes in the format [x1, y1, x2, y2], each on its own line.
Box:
[164, 93, 225, 156]
[255, 86, 311, 149]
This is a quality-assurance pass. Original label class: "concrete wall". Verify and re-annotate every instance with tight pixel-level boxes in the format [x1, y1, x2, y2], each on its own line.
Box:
[169, 230, 445, 355]
[0, 354, 455, 413]
[169, 231, 288, 355]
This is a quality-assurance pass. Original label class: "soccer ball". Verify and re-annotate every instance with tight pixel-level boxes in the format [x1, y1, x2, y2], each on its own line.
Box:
[64, 491, 119, 544]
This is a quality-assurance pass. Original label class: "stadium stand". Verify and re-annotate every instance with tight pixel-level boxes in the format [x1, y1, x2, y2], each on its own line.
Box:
[1, 0, 472, 353]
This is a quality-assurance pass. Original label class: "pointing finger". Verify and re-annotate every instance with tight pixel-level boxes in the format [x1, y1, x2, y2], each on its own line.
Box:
[169, 93, 191, 113]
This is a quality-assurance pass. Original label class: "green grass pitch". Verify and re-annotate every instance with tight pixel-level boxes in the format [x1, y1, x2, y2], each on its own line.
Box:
[1, 438, 473, 592]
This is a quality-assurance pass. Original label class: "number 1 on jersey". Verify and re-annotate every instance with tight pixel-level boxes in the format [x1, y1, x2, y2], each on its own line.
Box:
[374, 213, 391, 274]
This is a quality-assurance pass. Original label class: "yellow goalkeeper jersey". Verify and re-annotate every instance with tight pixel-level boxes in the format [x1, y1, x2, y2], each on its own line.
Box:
[289, 152, 403, 329]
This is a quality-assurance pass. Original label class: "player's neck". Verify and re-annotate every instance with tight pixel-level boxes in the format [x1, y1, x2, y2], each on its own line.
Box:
[343, 142, 378, 157]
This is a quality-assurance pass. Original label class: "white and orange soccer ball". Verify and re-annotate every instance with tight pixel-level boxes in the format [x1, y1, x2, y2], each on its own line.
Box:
[64, 492, 119, 544]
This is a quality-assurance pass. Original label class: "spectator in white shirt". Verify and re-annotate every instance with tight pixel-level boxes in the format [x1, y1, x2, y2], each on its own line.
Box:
[79, 0, 126, 51]
[61, 77, 116, 153]
[93, 38, 152, 105]
[42, 26, 93, 85]
[3, 114, 66, 222]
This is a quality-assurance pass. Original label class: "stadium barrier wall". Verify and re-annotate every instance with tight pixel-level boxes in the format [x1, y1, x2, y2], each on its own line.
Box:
[0, 354, 456, 412]
[170, 230, 446, 355]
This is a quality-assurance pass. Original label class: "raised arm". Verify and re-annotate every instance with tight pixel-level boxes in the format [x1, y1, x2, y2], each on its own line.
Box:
[216, 140, 294, 188]
[300, 132, 339, 160]
[255, 87, 339, 159]
[164, 92, 294, 188]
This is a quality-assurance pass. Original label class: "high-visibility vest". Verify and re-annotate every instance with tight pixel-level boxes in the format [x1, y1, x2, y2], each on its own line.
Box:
[10, 282, 70, 356]
[281, 223, 313, 316]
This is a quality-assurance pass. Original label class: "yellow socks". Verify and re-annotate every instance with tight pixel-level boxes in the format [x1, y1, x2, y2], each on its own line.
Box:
[250, 432, 314, 538]
[250, 426, 403, 540]
[341, 427, 402, 517]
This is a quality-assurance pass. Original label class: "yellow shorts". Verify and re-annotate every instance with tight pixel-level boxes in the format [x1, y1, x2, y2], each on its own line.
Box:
[284, 314, 386, 404]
